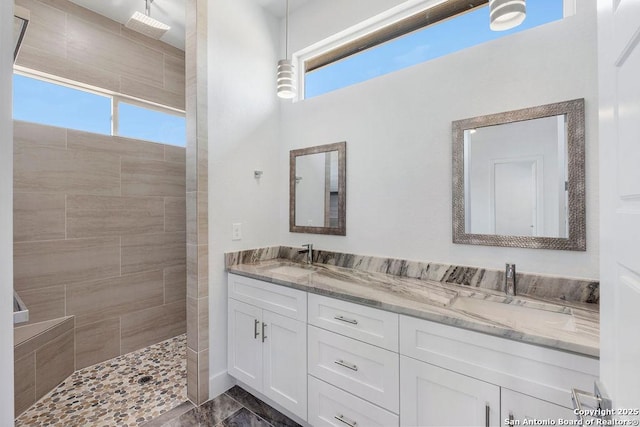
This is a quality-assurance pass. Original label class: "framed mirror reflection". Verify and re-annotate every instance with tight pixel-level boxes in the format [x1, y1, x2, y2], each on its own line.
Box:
[290, 141, 346, 235]
[452, 99, 586, 250]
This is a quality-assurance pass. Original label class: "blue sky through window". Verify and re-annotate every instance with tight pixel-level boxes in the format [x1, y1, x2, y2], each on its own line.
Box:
[13, 73, 186, 146]
[13, 73, 112, 134]
[305, 2, 564, 99]
[118, 102, 186, 147]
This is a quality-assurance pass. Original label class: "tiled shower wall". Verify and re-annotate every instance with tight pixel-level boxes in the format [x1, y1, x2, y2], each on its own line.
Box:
[13, 120, 187, 370]
[185, 0, 209, 405]
[14, 0, 185, 110]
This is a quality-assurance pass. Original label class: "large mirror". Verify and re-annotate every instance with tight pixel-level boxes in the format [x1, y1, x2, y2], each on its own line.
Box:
[452, 99, 585, 250]
[290, 141, 346, 235]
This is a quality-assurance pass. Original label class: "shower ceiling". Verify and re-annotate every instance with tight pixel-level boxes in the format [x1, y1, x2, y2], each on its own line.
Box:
[67, 0, 312, 51]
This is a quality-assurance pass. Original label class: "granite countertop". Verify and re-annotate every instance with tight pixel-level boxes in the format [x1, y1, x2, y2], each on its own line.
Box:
[227, 259, 599, 358]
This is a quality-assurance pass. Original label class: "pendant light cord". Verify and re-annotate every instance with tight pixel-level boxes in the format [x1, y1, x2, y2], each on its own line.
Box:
[285, 0, 289, 58]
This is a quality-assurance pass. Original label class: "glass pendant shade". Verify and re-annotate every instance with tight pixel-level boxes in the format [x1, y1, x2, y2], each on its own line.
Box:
[490, 0, 526, 31]
[277, 59, 296, 99]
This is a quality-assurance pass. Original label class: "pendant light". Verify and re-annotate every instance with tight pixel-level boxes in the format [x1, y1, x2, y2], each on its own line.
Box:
[489, 0, 526, 31]
[277, 0, 296, 99]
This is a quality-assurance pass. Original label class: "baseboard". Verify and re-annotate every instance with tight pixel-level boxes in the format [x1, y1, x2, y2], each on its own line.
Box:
[209, 370, 235, 399]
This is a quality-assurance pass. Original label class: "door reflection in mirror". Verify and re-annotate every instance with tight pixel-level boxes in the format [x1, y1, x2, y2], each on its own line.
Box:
[464, 115, 568, 238]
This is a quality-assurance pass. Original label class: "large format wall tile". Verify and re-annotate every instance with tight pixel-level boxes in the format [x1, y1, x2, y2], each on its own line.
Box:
[165, 265, 187, 303]
[164, 54, 186, 96]
[67, 195, 165, 238]
[17, 0, 66, 57]
[35, 329, 75, 400]
[121, 232, 186, 274]
[75, 318, 121, 369]
[165, 197, 187, 232]
[66, 270, 164, 326]
[121, 76, 187, 112]
[122, 158, 186, 197]
[14, 121, 66, 149]
[13, 193, 66, 242]
[121, 301, 186, 353]
[16, 285, 65, 325]
[67, 129, 165, 160]
[14, 353, 35, 417]
[66, 15, 164, 88]
[14, 144, 120, 195]
[14, 237, 121, 290]
[165, 145, 186, 163]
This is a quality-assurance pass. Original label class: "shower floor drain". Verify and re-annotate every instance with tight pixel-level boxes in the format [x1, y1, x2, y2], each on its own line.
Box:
[137, 375, 153, 385]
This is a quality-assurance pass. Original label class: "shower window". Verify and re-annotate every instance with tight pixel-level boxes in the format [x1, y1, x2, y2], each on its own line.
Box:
[12, 71, 186, 146]
[116, 100, 186, 147]
[13, 73, 112, 134]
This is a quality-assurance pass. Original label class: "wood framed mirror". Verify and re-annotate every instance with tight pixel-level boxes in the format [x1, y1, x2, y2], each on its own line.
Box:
[290, 141, 346, 235]
[452, 99, 586, 250]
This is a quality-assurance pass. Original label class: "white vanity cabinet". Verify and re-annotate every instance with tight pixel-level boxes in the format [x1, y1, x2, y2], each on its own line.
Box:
[399, 314, 598, 426]
[400, 355, 500, 426]
[227, 274, 307, 420]
[227, 272, 598, 427]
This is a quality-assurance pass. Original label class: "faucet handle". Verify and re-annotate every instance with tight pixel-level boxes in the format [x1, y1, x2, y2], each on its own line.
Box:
[505, 263, 516, 296]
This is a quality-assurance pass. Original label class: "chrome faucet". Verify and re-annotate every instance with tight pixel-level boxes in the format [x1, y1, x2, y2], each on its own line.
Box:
[505, 263, 517, 296]
[299, 244, 313, 265]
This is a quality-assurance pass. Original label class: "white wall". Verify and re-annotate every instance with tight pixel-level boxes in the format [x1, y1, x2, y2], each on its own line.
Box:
[279, 0, 599, 279]
[207, 0, 282, 393]
[0, 0, 14, 420]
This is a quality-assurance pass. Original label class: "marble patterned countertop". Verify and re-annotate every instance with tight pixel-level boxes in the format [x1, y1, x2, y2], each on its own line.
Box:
[227, 259, 599, 358]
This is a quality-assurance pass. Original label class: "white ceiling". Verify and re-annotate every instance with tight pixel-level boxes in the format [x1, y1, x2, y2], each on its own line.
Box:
[67, 0, 311, 51]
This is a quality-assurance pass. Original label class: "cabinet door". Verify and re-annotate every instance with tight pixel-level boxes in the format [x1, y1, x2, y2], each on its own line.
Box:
[262, 310, 307, 420]
[501, 389, 574, 424]
[228, 299, 263, 391]
[400, 356, 500, 427]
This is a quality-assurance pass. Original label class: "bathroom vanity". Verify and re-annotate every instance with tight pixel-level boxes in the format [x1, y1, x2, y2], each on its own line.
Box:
[226, 254, 598, 427]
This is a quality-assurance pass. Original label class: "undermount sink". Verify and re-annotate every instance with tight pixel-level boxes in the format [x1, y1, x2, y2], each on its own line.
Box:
[265, 264, 316, 278]
[451, 296, 576, 332]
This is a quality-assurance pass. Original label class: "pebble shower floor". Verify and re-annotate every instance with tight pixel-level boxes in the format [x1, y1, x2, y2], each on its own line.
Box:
[16, 334, 187, 427]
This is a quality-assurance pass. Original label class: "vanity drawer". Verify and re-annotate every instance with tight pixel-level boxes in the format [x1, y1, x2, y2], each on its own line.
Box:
[308, 293, 399, 351]
[228, 273, 306, 321]
[399, 314, 598, 408]
[308, 325, 399, 413]
[308, 375, 399, 427]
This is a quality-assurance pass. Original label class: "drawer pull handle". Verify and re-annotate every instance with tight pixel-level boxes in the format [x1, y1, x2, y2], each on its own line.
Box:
[485, 403, 490, 427]
[334, 315, 358, 325]
[334, 414, 357, 427]
[254, 319, 260, 339]
[334, 359, 358, 371]
[262, 322, 267, 342]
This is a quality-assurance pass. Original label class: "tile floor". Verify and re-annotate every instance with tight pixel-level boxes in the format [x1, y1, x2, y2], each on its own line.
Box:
[16, 332, 299, 427]
[16, 334, 187, 426]
[144, 386, 301, 427]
